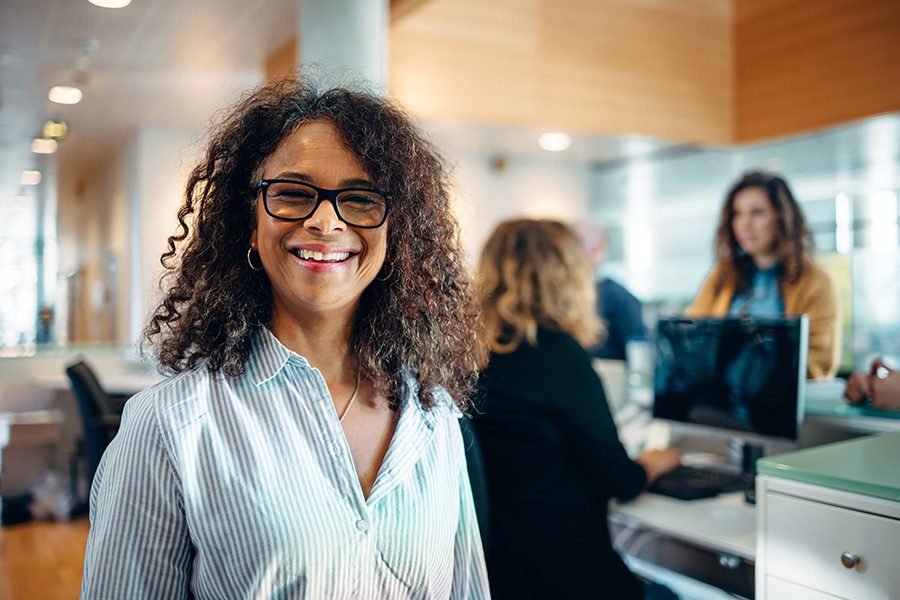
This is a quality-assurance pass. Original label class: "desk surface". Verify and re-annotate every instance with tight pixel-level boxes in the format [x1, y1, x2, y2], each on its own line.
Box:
[611, 491, 756, 560]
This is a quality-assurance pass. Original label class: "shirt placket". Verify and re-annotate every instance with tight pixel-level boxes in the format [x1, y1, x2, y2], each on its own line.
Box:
[307, 365, 379, 599]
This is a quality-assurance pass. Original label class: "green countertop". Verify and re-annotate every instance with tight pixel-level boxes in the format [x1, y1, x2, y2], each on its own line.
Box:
[805, 398, 900, 420]
[758, 432, 900, 502]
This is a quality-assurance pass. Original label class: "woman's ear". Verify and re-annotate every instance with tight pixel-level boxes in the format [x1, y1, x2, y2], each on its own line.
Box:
[250, 227, 258, 249]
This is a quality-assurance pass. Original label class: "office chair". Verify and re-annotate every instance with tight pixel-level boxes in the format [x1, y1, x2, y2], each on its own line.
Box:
[65, 360, 122, 495]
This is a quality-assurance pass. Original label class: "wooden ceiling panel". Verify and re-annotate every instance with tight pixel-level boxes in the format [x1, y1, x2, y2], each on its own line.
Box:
[735, 0, 900, 142]
[390, 0, 542, 124]
[390, 0, 733, 144]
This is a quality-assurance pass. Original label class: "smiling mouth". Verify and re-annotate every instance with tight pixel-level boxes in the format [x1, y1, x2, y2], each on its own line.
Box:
[290, 248, 353, 263]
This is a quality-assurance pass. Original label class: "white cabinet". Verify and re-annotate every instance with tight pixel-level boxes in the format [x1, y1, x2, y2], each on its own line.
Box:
[764, 577, 842, 599]
[756, 476, 900, 600]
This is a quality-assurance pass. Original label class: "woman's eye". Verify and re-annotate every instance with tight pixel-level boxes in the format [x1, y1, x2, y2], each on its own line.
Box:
[341, 193, 385, 209]
[280, 188, 316, 200]
[344, 195, 376, 205]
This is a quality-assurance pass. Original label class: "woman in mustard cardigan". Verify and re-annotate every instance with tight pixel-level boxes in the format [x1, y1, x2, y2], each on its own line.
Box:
[686, 171, 841, 379]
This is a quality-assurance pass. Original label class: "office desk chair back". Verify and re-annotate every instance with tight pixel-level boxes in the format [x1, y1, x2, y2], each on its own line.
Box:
[65, 360, 122, 494]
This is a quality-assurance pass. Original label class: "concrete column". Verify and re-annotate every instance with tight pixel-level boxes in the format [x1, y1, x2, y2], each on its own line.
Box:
[35, 153, 58, 344]
[298, 0, 389, 91]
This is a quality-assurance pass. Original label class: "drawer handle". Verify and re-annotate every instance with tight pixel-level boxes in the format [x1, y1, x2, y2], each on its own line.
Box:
[840, 551, 861, 569]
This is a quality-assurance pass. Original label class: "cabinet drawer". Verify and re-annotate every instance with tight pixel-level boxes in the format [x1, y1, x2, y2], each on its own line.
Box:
[764, 492, 900, 600]
[766, 576, 843, 600]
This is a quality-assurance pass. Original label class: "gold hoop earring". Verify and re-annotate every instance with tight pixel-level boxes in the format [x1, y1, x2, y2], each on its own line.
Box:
[375, 262, 394, 282]
[247, 247, 264, 271]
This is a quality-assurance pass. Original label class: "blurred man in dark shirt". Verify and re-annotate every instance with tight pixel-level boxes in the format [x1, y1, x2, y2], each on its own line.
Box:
[574, 219, 647, 360]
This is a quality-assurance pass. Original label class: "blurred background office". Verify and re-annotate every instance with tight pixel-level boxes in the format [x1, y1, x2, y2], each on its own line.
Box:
[0, 0, 899, 597]
[1, 0, 898, 370]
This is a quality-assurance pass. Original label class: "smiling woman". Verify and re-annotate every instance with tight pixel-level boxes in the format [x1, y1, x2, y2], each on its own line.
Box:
[80, 77, 489, 599]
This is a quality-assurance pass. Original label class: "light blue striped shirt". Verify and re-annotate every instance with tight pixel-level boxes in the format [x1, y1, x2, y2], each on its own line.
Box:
[81, 327, 489, 599]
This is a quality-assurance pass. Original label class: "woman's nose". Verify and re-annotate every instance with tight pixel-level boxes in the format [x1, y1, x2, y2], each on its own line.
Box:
[303, 199, 346, 233]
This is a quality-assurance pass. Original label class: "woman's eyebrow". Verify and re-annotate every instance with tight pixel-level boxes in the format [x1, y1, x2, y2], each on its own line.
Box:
[341, 178, 376, 188]
[269, 170, 313, 182]
[268, 171, 375, 188]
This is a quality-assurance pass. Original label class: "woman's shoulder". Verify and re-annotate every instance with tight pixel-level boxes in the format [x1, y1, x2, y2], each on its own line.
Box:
[514, 328, 595, 378]
[800, 259, 835, 282]
[686, 260, 733, 316]
[792, 259, 839, 296]
[536, 328, 588, 355]
[121, 363, 218, 434]
[484, 328, 590, 366]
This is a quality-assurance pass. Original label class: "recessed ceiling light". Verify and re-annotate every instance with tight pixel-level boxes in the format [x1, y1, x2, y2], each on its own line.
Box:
[539, 132, 572, 152]
[21, 170, 42, 185]
[89, 0, 132, 7]
[32, 138, 58, 154]
[43, 119, 69, 140]
[49, 85, 83, 105]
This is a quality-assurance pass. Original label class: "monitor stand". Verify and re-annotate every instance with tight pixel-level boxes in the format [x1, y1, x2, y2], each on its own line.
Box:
[667, 425, 794, 472]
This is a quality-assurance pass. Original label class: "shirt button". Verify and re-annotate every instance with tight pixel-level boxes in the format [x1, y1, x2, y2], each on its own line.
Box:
[356, 519, 368, 532]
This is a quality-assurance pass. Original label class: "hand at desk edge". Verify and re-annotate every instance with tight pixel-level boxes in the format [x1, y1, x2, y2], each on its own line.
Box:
[844, 358, 900, 411]
[637, 448, 682, 484]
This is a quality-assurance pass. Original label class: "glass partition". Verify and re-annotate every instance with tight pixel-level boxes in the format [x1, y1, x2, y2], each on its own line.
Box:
[592, 113, 900, 374]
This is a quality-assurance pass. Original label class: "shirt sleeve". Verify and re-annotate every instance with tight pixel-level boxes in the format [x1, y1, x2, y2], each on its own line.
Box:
[81, 393, 194, 599]
[450, 419, 491, 599]
[551, 336, 648, 501]
[793, 266, 841, 380]
[686, 264, 726, 317]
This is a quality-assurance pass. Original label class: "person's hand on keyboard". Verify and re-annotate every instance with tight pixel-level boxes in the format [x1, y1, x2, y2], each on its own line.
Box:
[636, 448, 682, 484]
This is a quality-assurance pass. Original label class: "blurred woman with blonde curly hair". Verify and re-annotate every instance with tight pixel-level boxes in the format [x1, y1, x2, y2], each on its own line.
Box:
[472, 219, 681, 600]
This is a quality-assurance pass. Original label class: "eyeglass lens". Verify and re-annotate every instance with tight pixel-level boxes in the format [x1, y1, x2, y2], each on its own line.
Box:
[264, 181, 387, 227]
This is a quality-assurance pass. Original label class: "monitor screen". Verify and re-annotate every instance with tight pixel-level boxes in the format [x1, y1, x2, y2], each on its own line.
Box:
[652, 317, 808, 442]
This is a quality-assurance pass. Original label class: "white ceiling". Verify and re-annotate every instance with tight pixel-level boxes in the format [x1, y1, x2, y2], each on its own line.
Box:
[0, 0, 297, 202]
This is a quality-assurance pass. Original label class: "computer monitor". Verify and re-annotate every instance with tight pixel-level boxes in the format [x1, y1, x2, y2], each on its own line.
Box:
[652, 316, 808, 447]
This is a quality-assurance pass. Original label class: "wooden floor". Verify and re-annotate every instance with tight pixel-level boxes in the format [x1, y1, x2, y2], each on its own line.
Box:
[0, 517, 90, 600]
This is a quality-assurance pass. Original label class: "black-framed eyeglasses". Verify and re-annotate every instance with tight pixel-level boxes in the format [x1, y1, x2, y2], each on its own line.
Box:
[256, 179, 389, 229]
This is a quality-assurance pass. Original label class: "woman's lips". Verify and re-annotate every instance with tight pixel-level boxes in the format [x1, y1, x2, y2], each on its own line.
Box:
[291, 248, 351, 262]
[288, 246, 358, 272]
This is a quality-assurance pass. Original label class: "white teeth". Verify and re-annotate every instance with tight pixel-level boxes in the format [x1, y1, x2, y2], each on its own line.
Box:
[297, 249, 351, 262]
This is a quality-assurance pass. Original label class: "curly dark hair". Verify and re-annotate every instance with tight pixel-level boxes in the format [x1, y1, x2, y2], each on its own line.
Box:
[712, 170, 813, 296]
[144, 77, 485, 410]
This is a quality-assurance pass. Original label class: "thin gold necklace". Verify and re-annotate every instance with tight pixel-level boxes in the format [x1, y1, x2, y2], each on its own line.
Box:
[338, 367, 361, 424]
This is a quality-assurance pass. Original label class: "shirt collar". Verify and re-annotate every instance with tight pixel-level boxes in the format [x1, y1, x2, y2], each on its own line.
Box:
[246, 326, 446, 431]
[245, 326, 311, 386]
[398, 368, 442, 431]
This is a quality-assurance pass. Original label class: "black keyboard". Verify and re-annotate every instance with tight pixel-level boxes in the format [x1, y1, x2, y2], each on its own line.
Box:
[649, 465, 752, 500]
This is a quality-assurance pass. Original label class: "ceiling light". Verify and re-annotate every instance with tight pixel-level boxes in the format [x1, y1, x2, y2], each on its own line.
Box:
[32, 138, 58, 154]
[539, 132, 572, 152]
[49, 85, 83, 105]
[43, 119, 69, 140]
[21, 170, 42, 185]
[89, 0, 132, 7]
